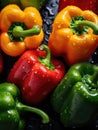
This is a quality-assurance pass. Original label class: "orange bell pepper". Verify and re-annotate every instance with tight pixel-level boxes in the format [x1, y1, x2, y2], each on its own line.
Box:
[48, 6, 98, 66]
[0, 4, 44, 56]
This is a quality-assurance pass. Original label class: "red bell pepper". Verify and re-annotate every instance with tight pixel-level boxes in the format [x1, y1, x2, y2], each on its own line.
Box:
[7, 44, 66, 104]
[58, 0, 98, 14]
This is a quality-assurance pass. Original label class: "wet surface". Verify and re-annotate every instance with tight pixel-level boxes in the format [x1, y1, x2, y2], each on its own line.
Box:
[41, 0, 59, 45]
[0, 0, 98, 129]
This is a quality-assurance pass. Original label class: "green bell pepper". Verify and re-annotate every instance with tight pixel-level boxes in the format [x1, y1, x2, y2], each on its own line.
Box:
[51, 62, 98, 127]
[0, 0, 49, 10]
[20, 0, 49, 10]
[0, 82, 49, 130]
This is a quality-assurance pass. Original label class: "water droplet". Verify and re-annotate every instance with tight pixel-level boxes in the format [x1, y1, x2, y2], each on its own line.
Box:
[27, 60, 31, 64]
[22, 65, 25, 69]
[57, 25, 61, 29]
[64, 109, 67, 114]
[73, 42, 76, 46]
[23, 87, 25, 91]
[63, 86, 65, 89]
[34, 20, 36, 23]
[94, 51, 97, 55]
[8, 110, 11, 114]
[91, 60, 94, 64]
[8, 115, 11, 118]
[34, 71, 37, 74]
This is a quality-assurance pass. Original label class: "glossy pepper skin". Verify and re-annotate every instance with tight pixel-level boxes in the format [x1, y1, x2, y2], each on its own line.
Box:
[48, 6, 98, 66]
[7, 44, 65, 104]
[0, 4, 44, 56]
[58, 0, 98, 14]
[51, 62, 98, 127]
[0, 82, 49, 130]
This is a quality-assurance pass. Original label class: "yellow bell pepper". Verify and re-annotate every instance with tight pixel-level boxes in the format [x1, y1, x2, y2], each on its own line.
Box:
[0, 4, 44, 56]
[48, 6, 98, 65]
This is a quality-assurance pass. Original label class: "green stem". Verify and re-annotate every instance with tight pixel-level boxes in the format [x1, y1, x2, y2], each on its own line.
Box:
[90, 71, 98, 84]
[13, 25, 41, 38]
[76, 20, 98, 35]
[82, 71, 98, 89]
[70, 16, 98, 35]
[17, 102, 49, 124]
[38, 44, 55, 70]
[20, 0, 49, 10]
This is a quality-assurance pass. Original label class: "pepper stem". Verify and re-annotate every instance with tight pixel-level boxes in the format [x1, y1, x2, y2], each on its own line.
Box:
[17, 102, 49, 124]
[76, 20, 98, 35]
[70, 16, 98, 35]
[90, 71, 98, 85]
[38, 44, 55, 70]
[13, 25, 41, 37]
[83, 71, 98, 89]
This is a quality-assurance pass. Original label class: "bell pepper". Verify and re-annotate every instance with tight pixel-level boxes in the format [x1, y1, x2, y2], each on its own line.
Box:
[48, 5, 98, 66]
[0, 82, 49, 130]
[7, 44, 65, 104]
[0, 4, 44, 56]
[58, 0, 98, 14]
[51, 62, 98, 127]
[20, 0, 49, 10]
[0, 0, 49, 10]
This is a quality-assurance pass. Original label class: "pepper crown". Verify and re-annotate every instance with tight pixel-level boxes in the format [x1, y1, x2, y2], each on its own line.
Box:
[70, 16, 98, 35]
[38, 44, 55, 70]
[8, 22, 41, 41]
